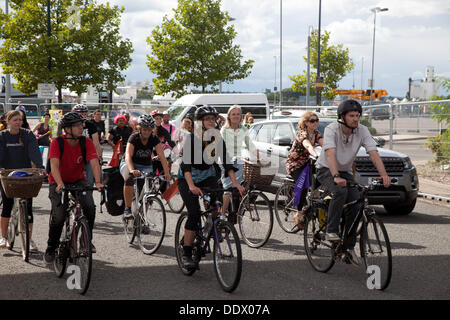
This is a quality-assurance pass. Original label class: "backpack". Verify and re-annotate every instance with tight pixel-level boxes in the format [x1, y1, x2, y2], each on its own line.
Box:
[46, 136, 87, 174]
[102, 166, 125, 216]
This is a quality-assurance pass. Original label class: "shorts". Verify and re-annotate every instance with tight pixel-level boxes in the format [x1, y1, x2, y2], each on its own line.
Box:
[120, 160, 153, 186]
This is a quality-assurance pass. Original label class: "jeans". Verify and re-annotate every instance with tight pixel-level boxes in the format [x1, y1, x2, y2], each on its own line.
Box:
[316, 167, 360, 249]
[47, 180, 96, 251]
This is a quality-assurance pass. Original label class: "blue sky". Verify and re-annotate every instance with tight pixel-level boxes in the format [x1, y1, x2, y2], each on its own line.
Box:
[97, 0, 450, 96]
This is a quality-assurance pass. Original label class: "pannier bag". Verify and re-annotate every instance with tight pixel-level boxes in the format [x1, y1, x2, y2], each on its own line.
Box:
[103, 166, 125, 216]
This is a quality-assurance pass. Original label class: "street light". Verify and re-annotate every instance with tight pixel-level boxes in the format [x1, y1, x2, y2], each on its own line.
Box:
[369, 7, 388, 107]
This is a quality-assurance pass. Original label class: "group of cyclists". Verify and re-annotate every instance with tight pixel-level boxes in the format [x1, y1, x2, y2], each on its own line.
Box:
[0, 98, 393, 279]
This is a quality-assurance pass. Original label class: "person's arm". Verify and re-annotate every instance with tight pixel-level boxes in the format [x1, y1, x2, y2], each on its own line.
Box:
[154, 143, 171, 181]
[91, 132, 102, 157]
[302, 139, 319, 158]
[368, 150, 391, 188]
[125, 142, 139, 176]
[32, 123, 41, 135]
[107, 132, 115, 148]
[26, 131, 44, 168]
[50, 158, 65, 193]
[89, 158, 103, 191]
[325, 148, 346, 187]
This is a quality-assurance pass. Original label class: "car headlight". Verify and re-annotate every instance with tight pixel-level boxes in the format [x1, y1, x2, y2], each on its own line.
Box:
[402, 157, 413, 169]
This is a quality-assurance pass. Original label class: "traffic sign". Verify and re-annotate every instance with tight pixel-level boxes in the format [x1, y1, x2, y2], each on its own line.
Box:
[38, 83, 56, 99]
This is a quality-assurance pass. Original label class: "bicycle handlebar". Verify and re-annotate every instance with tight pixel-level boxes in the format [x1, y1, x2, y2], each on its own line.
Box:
[61, 185, 106, 205]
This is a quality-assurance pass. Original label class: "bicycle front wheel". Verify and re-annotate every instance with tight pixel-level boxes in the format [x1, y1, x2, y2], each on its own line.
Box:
[167, 177, 185, 214]
[18, 201, 30, 262]
[238, 191, 273, 248]
[304, 213, 335, 273]
[213, 221, 242, 293]
[360, 215, 392, 290]
[137, 196, 166, 255]
[7, 207, 17, 251]
[73, 217, 92, 295]
[54, 242, 68, 278]
[274, 183, 299, 233]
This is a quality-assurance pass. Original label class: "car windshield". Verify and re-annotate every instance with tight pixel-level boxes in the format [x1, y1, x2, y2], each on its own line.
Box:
[166, 105, 189, 119]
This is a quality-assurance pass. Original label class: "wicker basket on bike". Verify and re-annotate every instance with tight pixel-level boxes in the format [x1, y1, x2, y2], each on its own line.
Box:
[242, 159, 274, 187]
[0, 168, 45, 198]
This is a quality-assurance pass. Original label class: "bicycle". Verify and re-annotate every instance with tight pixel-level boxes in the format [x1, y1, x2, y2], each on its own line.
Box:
[122, 171, 166, 255]
[174, 187, 242, 293]
[274, 158, 317, 234]
[225, 183, 273, 248]
[7, 198, 31, 262]
[159, 148, 185, 214]
[303, 177, 395, 290]
[53, 185, 104, 295]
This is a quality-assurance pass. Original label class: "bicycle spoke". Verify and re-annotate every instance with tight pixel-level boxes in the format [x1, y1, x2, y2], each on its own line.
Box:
[138, 196, 166, 255]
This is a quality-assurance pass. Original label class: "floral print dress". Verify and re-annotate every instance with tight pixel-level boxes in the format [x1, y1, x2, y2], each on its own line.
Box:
[286, 129, 322, 174]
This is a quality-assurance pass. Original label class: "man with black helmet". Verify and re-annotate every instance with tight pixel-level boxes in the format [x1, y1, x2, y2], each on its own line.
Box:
[44, 112, 103, 264]
[316, 99, 391, 265]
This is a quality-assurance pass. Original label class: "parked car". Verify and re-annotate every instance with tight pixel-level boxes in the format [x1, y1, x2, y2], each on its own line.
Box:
[243, 118, 418, 215]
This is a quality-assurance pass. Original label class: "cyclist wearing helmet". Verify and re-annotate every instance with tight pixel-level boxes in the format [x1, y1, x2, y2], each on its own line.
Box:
[120, 114, 171, 219]
[178, 105, 245, 270]
[316, 99, 391, 265]
[0, 110, 43, 250]
[72, 104, 102, 186]
[44, 112, 103, 264]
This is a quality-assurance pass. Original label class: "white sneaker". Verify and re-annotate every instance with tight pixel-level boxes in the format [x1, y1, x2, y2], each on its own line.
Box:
[348, 249, 362, 267]
[30, 239, 38, 252]
[325, 233, 340, 241]
[0, 237, 9, 249]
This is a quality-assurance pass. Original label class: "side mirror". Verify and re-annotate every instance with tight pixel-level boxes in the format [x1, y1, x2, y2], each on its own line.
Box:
[273, 137, 292, 147]
[374, 137, 386, 147]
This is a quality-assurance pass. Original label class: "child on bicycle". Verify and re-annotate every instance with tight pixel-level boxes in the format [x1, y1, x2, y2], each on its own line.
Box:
[178, 106, 245, 270]
[286, 111, 323, 229]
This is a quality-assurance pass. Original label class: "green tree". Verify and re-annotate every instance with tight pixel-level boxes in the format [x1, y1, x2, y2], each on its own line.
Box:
[289, 30, 354, 100]
[0, 0, 133, 102]
[146, 0, 254, 97]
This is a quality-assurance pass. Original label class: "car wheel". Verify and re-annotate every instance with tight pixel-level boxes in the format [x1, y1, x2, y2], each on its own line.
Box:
[383, 198, 416, 215]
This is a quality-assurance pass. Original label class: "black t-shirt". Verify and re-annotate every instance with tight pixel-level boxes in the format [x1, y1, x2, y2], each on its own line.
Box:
[91, 119, 105, 137]
[128, 132, 160, 166]
[83, 121, 97, 139]
[109, 125, 133, 146]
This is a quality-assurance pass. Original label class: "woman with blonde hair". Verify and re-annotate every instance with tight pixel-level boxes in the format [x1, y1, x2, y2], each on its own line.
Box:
[220, 105, 259, 223]
[285, 111, 323, 229]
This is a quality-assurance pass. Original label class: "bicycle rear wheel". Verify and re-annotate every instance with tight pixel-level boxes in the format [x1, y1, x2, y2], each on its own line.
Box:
[238, 191, 273, 248]
[167, 177, 185, 214]
[174, 212, 197, 276]
[137, 196, 166, 255]
[304, 213, 335, 273]
[360, 215, 392, 290]
[73, 217, 92, 295]
[213, 221, 242, 293]
[18, 201, 30, 262]
[274, 183, 299, 233]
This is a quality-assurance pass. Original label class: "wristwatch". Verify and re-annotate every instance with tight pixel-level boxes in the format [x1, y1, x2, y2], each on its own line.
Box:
[333, 173, 341, 178]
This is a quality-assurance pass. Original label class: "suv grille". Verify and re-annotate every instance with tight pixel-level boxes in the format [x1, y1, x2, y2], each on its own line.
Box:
[355, 157, 404, 173]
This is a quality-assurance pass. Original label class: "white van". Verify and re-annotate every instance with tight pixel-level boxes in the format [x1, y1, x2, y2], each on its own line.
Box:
[166, 93, 269, 128]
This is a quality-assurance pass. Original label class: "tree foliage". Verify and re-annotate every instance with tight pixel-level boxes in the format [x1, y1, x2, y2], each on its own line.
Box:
[0, 0, 133, 102]
[146, 0, 254, 97]
[289, 30, 354, 100]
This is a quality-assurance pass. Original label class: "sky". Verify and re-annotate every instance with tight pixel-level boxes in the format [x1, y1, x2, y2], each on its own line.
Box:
[15, 0, 450, 97]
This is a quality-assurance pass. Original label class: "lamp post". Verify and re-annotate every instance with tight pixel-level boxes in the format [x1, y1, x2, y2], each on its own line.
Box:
[315, 0, 322, 107]
[4, 0, 11, 111]
[369, 7, 388, 107]
[279, 0, 282, 108]
[273, 55, 277, 106]
[306, 26, 313, 106]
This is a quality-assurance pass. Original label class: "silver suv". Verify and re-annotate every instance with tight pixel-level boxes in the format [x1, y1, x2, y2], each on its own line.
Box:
[244, 118, 418, 215]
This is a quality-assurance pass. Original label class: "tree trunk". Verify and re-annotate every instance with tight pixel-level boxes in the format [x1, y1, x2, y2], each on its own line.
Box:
[58, 87, 63, 103]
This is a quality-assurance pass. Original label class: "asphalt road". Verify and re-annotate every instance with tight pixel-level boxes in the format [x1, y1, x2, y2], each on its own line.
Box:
[1, 187, 449, 300]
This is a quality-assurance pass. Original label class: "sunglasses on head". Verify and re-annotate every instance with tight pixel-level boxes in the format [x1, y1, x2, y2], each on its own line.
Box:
[308, 118, 319, 123]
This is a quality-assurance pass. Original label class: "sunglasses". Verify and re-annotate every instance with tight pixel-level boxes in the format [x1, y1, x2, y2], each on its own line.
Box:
[308, 119, 319, 123]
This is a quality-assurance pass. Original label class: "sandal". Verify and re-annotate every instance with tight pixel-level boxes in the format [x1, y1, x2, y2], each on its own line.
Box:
[294, 210, 305, 230]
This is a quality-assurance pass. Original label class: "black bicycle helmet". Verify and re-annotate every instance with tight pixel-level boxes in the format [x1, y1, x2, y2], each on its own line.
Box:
[60, 112, 85, 128]
[337, 99, 362, 119]
[195, 105, 218, 120]
[72, 104, 89, 113]
[137, 114, 156, 128]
